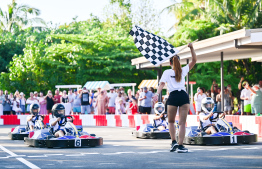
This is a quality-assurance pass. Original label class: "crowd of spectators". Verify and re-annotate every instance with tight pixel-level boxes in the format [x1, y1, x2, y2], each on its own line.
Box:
[0, 78, 261, 116]
[194, 78, 262, 116]
[0, 86, 156, 115]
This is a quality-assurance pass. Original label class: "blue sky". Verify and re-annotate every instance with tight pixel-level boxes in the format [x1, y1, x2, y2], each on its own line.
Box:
[0, 0, 176, 36]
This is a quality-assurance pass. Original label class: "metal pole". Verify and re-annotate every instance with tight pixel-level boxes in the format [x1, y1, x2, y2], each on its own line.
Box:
[221, 52, 224, 112]
[186, 59, 189, 94]
[132, 85, 135, 96]
[157, 65, 163, 102]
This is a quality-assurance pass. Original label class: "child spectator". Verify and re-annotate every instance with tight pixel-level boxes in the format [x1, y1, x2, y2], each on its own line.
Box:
[129, 98, 138, 115]
[240, 81, 252, 115]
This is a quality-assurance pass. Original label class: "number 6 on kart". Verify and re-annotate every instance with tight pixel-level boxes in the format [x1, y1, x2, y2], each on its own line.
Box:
[75, 139, 81, 147]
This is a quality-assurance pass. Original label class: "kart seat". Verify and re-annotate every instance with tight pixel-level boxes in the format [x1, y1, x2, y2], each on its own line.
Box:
[198, 121, 205, 132]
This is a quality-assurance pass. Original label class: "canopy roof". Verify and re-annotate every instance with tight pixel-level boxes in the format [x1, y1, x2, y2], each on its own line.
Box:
[83, 81, 111, 90]
[132, 28, 262, 68]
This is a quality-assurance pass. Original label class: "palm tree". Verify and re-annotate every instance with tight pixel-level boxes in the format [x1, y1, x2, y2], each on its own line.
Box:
[164, 0, 262, 31]
[0, 0, 45, 32]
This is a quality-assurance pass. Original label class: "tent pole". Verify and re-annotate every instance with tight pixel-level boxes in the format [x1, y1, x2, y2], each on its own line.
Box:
[186, 59, 189, 94]
[190, 84, 193, 104]
[157, 65, 163, 102]
[132, 85, 135, 96]
[221, 52, 224, 112]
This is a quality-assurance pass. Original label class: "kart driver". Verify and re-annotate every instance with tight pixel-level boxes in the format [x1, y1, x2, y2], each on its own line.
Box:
[26, 103, 44, 131]
[50, 103, 74, 138]
[153, 102, 168, 131]
[199, 97, 225, 134]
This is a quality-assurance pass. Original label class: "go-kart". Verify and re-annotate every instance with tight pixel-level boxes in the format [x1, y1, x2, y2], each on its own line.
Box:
[132, 120, 175, 139]
[24, 115, 103, 148]
[182, 112, 257, 145]
[8, 115, 46, 140]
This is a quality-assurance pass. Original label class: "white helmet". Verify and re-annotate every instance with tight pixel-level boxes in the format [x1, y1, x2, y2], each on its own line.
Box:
[201, 97, 214, 113]
[154, 102, 165, 115]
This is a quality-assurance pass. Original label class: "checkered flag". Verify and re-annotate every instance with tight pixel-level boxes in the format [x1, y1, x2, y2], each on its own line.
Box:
[129, 25, 179, 66]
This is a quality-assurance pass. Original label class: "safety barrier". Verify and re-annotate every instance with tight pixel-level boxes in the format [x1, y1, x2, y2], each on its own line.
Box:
[1, 115, 262, 137]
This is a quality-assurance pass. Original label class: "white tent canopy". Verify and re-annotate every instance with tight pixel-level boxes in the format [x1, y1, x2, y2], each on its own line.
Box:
[84, 81, 111, 90]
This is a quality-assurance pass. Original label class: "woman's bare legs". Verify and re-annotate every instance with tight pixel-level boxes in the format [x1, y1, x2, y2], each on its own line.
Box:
[178, 104, 189, 145]
[167, 105, 178, 141]
[168, 104, 189, 145]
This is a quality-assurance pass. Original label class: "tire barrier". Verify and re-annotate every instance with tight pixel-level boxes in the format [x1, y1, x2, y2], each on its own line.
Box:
[1, 115, 262, 137]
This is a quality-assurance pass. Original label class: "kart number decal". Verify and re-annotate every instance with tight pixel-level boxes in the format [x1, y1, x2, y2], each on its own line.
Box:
[230, 135, 237, 144]
[75, 139, 81, 147]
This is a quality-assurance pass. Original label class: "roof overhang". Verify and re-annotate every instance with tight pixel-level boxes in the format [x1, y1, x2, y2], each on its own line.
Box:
[132, 28, 262, 69]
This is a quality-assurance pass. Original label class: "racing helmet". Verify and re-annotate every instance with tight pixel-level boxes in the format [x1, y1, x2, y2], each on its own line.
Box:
[52, 104, 65, 118]
[30, 103, 40, 115]
[154, 102, 165, 115]
[201, 97, 214, 113]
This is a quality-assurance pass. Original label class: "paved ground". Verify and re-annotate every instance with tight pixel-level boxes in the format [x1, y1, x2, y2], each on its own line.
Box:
[0, 126, 262, 169]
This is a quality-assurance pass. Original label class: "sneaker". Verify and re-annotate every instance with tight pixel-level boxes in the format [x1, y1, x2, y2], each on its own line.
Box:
[170, 142, 179, 152]
[177, 145, 188, 153]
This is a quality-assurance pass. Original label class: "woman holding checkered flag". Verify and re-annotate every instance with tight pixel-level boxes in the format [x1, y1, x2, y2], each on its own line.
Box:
[153, 43, 197, 153]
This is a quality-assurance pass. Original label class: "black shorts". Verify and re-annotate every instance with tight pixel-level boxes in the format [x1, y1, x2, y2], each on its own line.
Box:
[138, 106, 142, 113]
[167, 90, 189, 107]
[140, 107, 151, 114]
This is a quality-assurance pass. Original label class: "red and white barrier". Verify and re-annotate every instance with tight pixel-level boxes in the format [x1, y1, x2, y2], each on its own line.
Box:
[1, 115, 262, 137]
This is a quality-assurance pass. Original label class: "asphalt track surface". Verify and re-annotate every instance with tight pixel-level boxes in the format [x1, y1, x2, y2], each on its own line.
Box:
[0, 126, 262, 169]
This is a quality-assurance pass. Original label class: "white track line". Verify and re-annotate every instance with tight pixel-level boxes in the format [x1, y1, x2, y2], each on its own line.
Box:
[0, 145, 40, 169]
[241, 147, 259, 150]
[81, 153, 100, 155]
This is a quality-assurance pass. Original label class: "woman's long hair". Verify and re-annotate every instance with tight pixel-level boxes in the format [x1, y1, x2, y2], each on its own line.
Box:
[170, 55, 182, 82]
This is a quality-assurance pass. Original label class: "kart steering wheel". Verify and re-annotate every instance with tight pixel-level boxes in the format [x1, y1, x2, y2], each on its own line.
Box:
[65, 115, 74, 123]
[209, 111, 224, 122]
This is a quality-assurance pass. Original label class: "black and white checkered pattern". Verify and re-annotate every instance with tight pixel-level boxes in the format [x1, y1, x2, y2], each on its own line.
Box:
[129, 25, 179, 66]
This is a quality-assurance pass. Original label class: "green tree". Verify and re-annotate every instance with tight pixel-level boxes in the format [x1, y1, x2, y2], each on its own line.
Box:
[0, 18, 156, 95]
[165, 0, 262, 30]
[0, 0, 45, 32]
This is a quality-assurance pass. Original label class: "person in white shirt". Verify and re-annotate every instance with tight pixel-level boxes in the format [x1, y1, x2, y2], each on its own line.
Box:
[107, 87, 117, 114]
[194, 87, 207, 115]
[27, 103, 43, 131]
[240, 81, 252, 115]
[34, 91, 39, 102]
[49, 104, 74, 138]
[20, 92, 26, 114]
[67, 88, 75, 112]
[153, 43, 196, 153]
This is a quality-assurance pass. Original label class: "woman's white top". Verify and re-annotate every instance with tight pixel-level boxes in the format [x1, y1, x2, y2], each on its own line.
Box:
[159, 65, 189, 92]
